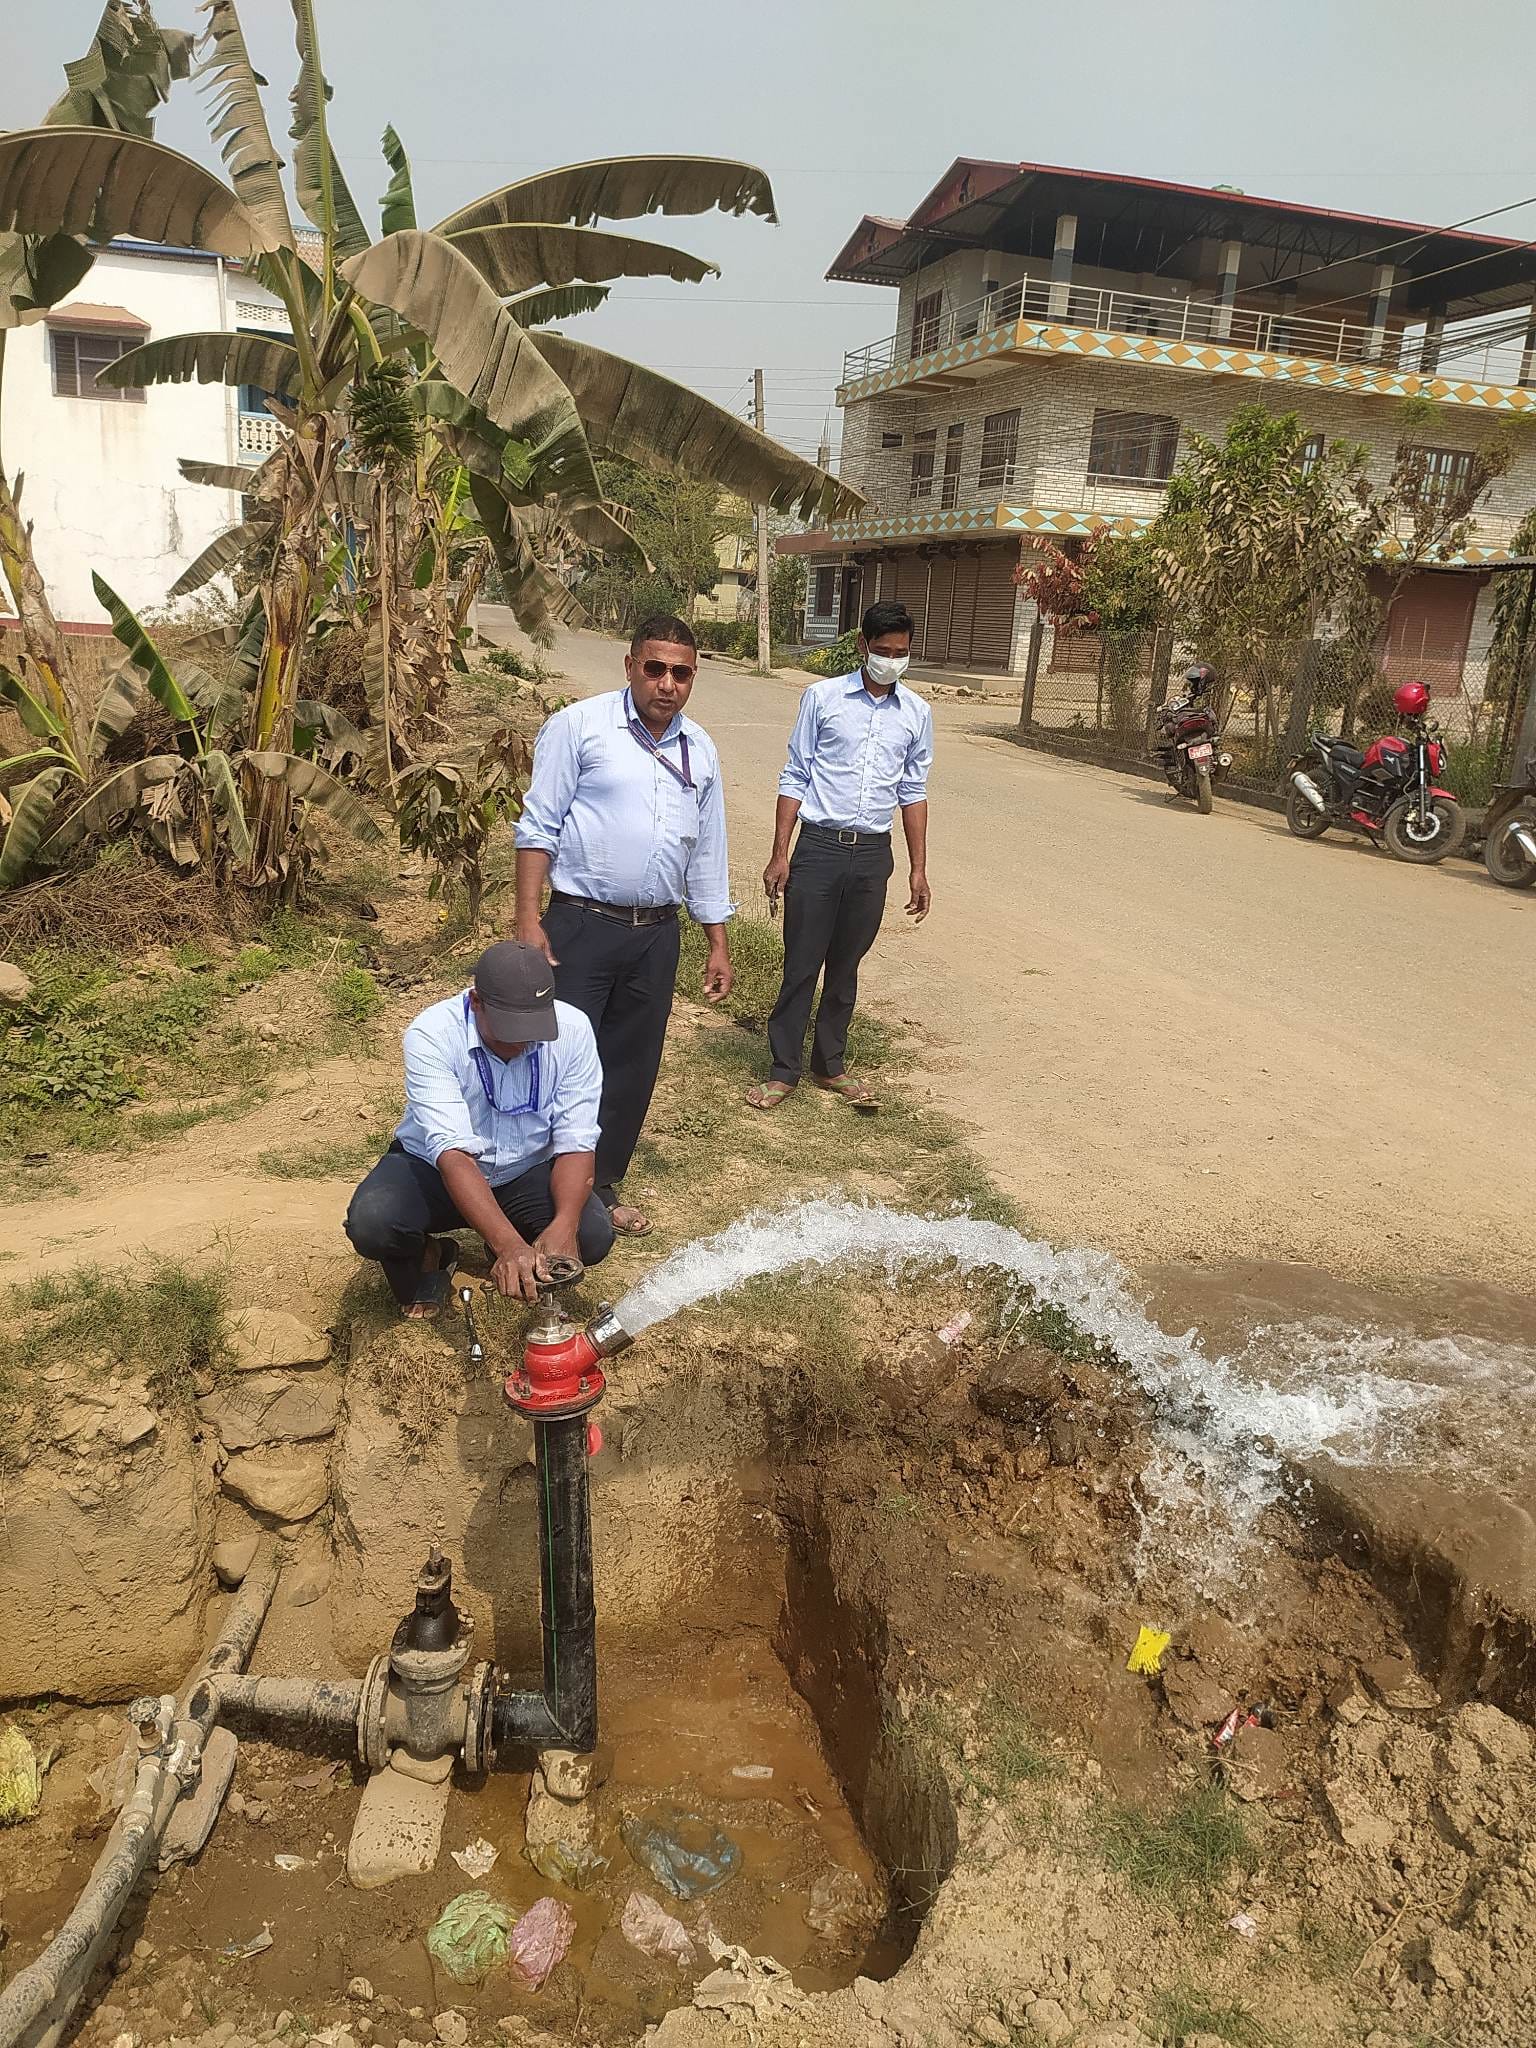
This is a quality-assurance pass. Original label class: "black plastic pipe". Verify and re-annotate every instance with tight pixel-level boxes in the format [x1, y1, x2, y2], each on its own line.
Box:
[490, 1414, 597, 1755]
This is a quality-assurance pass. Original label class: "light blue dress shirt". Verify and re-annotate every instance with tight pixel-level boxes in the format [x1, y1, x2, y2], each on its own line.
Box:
[514, 689, 733, 922]
[777, 673, 935, 834]
[394, 992, 602, 1186]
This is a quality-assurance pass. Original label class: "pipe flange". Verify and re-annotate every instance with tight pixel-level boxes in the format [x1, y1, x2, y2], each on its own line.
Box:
[461, 1662, 495, 1776]
[357, 1653, 391, 1773]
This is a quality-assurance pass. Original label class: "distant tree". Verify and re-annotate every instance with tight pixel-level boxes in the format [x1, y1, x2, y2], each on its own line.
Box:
[768, 551, 806, 643]
[578, 459, 749, 630]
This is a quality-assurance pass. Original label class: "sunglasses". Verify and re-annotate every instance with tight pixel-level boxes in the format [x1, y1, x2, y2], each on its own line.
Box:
[637, 658, 696, 683]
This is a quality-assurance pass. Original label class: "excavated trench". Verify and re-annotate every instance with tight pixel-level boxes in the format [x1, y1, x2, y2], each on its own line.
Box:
[5, 1245, 1536, 2048]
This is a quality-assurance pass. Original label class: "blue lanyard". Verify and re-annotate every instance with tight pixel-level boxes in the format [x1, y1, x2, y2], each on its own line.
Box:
[624, 689, 694, 791]
[463, 993, 541, 1114]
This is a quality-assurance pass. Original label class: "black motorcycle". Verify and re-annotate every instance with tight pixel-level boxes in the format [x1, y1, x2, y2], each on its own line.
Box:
[1152, 664, 1232, 814]
[1286, 719, 1465, 865]
[1481, 751, 1536, 889]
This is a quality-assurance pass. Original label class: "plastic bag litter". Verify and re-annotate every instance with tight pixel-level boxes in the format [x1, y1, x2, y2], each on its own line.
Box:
[692, 1934, 803, 2020]
[621, 1810, 741, 1900]
[527, 1835, 608, 1889]
[621, 1891, 695, 1966]
[0, 1724, 45, 1825]
[450, 1836, 499, 1879]
[272, 1853, 313, 1872]
[426, 1891, 513, 1983]
[936, 1310, 973, 1346]
[506, 1895, 574, 1991]
[218, 1925, 274, 1963]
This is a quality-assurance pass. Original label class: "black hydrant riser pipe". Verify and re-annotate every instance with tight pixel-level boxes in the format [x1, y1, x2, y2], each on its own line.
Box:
[490, 1413, 598, 1756]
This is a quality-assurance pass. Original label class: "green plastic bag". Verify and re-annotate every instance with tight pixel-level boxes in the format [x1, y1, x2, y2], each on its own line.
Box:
[0, 1724, 43, 1826]
[426, 1890, 513, 1982]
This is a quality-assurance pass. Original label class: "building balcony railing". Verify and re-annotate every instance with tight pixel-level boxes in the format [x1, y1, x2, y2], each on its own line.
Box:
[842, 276, 1534, 389]
[237, 411, 280, 462]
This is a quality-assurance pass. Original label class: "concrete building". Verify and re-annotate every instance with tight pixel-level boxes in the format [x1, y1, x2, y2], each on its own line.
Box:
[0, 239, 289, 631]
[784, 161, 1536, 679]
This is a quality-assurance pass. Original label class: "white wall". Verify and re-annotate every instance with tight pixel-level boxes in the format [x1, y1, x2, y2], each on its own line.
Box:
[0, 244, 282, 627]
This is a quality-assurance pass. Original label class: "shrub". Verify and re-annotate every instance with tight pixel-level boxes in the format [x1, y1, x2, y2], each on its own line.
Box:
[799, 628, 860, 677]
[481, 646, 556, 686]
[327, 964, 383, 1025]
[694, 619, 759, 659]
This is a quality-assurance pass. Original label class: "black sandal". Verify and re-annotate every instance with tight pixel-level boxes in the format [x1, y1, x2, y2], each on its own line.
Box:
[401, 1238, 459, 1318]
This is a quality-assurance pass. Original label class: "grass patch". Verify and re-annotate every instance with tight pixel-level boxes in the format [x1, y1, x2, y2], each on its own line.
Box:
[258, 1127, 394, 1180]
[6, 1259, 232, 1405]
[1151, 1984, 1276, 2046]
[325, 964, 383, 1026]
[906, 1689, 1056, 1806]
[1096, 1786, 1255, 1906]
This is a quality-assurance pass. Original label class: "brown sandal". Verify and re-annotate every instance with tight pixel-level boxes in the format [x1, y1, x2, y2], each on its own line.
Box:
[814, 1075, 880, 1113]
[745, 1081, 796, 1111]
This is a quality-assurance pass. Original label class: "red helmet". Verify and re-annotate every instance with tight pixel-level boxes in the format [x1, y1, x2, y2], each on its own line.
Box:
[1394, 679, 1430, 719]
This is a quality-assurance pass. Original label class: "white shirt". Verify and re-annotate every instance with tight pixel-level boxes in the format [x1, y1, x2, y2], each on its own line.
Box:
[394, 992, 601, 1187]
[777, 673, 934, 834]
[514, 689, 733, 922]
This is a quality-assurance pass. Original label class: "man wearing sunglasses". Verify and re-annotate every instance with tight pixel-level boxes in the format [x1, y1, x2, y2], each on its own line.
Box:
[514, 614, 733, 1237]
[345, 940, 613, 1315]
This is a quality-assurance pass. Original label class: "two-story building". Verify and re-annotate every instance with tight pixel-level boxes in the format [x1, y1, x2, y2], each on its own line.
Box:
[0, 238, 293, 631]
[786, 160, 1536, 683]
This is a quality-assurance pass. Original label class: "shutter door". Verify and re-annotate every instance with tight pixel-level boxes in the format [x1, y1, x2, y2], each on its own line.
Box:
[922, 556, 957, 663]
[946, 551, 982, 666]
[892, 552, 930, 652]
[969, 543, 1020, 670]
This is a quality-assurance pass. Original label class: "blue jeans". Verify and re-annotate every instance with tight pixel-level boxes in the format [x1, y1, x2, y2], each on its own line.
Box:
[345, 1144, 615, 1305]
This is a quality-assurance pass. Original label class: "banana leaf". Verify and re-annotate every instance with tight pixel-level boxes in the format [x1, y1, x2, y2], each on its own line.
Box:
[99, 330, 300, 396]
[380, 123, 416, 236]
[34, 755, 179, 859]
[0, 664, 68, 743]
[90, 573, 201, 734]
[443, 221, 716, 299]
[0, 766, 69, 885]
[86, 663, 144, 758]
[534, 333, 864, 523]
[0, 128, 272, 258]
[47, 2, 192, 134]
[504, 284, 610, 329]
[201, 749, 252, 862]
[243, 750, 383, 839]
[434, 157, 776, 234]
[288, 0, 370, 260]
[469, 474, 591, 639]
[178, 456, 272, 494]
[168, 521, 273, 599]
[340, 234, 600, 506]
[198, 0, 296, 254]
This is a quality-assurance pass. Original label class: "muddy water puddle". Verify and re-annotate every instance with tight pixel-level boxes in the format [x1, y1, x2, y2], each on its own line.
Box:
[0, 1631, 892, 2040]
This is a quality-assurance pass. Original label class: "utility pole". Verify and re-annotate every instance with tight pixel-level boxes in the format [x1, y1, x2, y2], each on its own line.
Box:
[753, 367, 771, 674]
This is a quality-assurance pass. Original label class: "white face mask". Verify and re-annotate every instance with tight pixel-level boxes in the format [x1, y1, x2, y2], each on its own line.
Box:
[864, 651, 909, 686]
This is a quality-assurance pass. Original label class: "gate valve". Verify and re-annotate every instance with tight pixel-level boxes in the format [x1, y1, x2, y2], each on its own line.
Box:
[503, 1258, 634, 1421]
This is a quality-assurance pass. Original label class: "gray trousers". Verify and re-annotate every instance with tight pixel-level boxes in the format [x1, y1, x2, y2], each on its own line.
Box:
[766, 826, 893, 1083]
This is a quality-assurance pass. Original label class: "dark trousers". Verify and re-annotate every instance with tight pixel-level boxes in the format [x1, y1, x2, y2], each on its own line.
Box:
[766, 827, 893, 1084]
[544, 897, 681, 1207]
[345, 1145, 614, 1306]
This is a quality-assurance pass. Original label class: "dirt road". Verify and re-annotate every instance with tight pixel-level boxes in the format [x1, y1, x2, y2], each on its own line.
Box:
[531, 626, 1536, 1291]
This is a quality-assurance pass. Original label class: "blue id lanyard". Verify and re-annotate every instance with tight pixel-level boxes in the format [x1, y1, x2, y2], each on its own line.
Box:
[463, 993, 541, 1114]
[623, 689, 694, 791]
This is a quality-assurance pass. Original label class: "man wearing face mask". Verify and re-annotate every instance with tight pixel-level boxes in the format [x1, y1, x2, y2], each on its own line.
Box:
[747, 599, 933, 1114]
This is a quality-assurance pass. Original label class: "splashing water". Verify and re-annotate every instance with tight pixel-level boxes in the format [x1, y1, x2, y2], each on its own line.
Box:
[613, 1196, 1492, 1582]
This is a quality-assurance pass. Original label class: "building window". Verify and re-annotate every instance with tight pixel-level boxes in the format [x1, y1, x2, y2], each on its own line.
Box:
[912, 291, 943, 354]
[1299, 432, 1327, 476]
[941, 422, 965, 509]
[978, 409, 1021, 493]
[811, 566, 839, 616]
[1404, 444, 1477, 508]
[881, 431, 904, 450]
[1086, 409, 1179, 487]
[51, 329, 144, 403]
[909, 428, 937, 501]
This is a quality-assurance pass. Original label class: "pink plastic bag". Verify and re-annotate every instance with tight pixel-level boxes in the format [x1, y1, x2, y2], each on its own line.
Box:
[506, 1895, 575, 1991]
[621, 1889, 695, 1966]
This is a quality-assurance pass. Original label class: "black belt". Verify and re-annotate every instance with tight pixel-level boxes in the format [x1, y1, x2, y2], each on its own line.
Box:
[798, 821, 891, 848]
[549, 890, 679, 926]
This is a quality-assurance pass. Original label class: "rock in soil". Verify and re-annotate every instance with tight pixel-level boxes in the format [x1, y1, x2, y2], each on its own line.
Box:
[197, 1374, 342, 1451]
[213, 1535, 261, 1589]
[974, 1347, 1061, 1423]
[228, 1307, 332, 1373]
[220, 1445, 331, 1522]
[0, 961, 34, 1004]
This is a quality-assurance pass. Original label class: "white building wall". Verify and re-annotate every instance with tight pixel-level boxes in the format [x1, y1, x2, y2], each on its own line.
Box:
[0, 244, 284, 627]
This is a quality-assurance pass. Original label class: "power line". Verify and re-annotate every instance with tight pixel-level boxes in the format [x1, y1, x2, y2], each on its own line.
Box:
[1267, 189, 1536, 297]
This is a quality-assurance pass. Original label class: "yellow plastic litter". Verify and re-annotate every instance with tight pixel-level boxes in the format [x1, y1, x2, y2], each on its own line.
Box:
[1126, 1626, 1171, 1676]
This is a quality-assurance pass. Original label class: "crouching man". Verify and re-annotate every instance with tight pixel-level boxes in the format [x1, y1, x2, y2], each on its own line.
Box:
[345, 940, 614, 1314]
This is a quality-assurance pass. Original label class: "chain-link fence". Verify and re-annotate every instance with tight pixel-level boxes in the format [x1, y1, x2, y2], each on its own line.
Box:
[1021, 625, 1533, 806]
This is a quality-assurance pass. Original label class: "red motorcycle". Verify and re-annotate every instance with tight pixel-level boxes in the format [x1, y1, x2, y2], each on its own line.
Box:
[1152, 662, 1232, 814]
[1285, 679, 1465, 865]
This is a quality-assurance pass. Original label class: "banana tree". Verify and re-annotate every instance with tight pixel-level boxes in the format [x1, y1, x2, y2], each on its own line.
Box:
[0, 0, 860, 888]
[0, 1, 191, 845]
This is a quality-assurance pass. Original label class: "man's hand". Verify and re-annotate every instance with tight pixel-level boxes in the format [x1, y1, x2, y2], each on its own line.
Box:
[515, 914, 558, 967]
[703, 942, 733, 1004]
[489, 1239, 544, 1302]
[763, 852, 790, 914]
[906, 870, 932, 923]
[532, 1222, 580, 1271]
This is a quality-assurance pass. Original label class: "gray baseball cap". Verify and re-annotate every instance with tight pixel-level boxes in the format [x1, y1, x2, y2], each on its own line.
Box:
[473, 941, 559, 1042]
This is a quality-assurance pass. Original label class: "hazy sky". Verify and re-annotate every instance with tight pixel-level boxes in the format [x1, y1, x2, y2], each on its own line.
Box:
[8, 0, 1536, 465]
